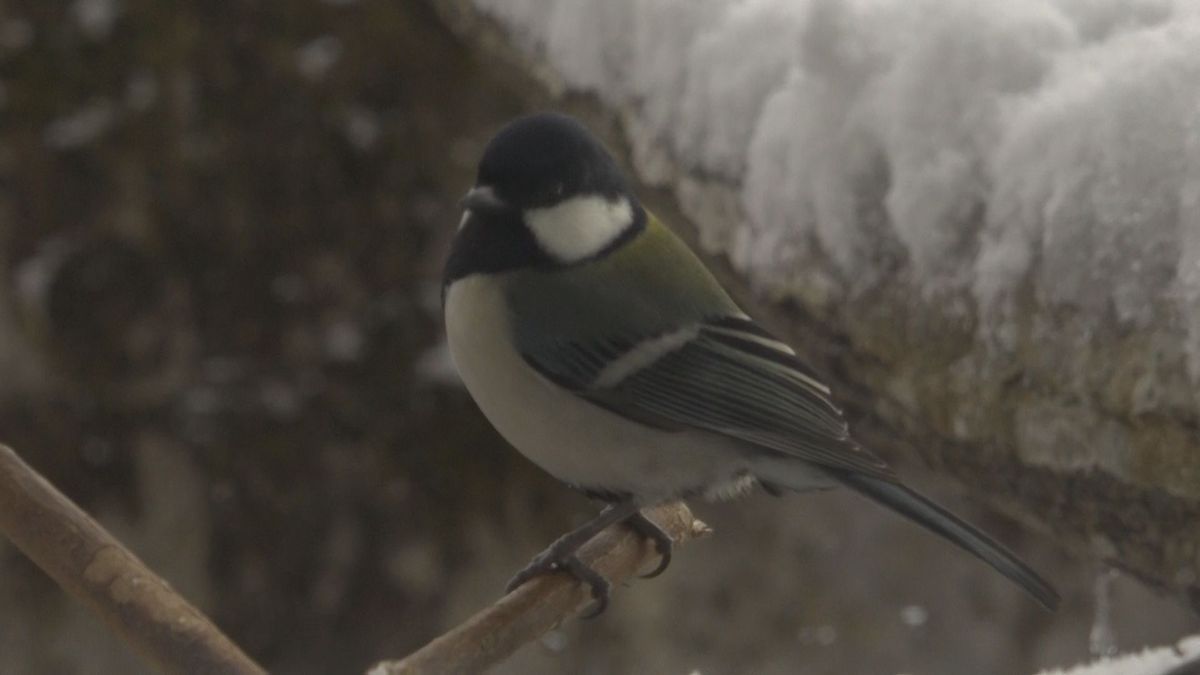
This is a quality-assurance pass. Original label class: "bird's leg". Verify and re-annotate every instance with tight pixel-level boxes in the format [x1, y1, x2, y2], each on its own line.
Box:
[505, 500, 641, 617]
[627, 511, 673, 578]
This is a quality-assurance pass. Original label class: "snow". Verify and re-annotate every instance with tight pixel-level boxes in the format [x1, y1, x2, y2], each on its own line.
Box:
[1035, 635, 1200, 675]
[472, 0, 1200, 450]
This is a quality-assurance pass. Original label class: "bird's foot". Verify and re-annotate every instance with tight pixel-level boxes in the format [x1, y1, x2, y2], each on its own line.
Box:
[627, 512, 673, 578]
[504, 501, 639, 617]
[502, 501, 674, 617]
[506, 551, 612, 618]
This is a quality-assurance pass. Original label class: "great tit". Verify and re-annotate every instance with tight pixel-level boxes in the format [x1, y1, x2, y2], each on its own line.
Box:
[443, 112, 1059, 615]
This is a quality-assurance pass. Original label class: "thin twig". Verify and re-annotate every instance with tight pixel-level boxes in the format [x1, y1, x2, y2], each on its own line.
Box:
[369, 501, 711, 675]
[0, 443, 266, 675]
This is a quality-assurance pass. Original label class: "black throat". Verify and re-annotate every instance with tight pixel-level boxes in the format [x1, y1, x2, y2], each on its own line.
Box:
[442, 210, 550, 291]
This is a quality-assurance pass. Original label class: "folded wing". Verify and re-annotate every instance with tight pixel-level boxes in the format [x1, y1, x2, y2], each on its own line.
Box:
[521, 314, 896, 481]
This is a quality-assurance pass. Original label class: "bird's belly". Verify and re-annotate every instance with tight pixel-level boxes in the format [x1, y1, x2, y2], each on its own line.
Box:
[444, 276, 748, 501]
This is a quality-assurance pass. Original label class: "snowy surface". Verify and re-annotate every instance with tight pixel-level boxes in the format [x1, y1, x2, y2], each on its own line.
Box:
[474, 0, 1200, 343]
[1035, 635, 1200, 675]
[473, 0, 1200, 490]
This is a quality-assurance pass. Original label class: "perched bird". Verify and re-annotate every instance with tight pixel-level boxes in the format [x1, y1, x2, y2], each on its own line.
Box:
[443, 112, 1059, 615]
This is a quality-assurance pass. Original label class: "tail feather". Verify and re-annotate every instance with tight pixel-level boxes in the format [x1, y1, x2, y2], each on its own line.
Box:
[834, 471, 1059, 611]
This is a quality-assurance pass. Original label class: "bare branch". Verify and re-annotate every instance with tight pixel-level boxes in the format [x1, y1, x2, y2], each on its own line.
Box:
[0, 443, 266, 675]
[369, 502, 711, 675]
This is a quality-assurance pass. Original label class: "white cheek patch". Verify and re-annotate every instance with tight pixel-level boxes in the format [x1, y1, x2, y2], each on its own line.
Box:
[524, 195, 634, 263]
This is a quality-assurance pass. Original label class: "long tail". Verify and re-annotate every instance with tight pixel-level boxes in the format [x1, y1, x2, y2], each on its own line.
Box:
[833, 471, 1059, 610]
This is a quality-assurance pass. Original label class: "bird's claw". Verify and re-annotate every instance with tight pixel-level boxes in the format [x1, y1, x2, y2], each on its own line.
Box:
[628, 512, 673, 579]
[562, 557, 610, 618]
[503, 504, 670, 618]
[505, 553, 612, 618]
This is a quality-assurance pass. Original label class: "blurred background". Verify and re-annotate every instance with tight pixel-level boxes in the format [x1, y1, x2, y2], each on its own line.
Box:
[0, 2, 1195, 674]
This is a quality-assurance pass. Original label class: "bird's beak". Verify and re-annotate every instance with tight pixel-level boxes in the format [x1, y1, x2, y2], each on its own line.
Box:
[460, 186, 510, 215]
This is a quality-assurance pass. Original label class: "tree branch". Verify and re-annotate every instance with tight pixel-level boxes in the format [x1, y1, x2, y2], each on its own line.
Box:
[0, 443, 265, 675]
[369, 502, 711, 675]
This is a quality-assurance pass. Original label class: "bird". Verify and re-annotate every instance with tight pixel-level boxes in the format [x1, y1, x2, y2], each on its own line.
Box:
[442, 111, 1059, 616]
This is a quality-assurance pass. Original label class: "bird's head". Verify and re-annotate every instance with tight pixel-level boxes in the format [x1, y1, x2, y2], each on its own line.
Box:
[446, 113, 644, 283]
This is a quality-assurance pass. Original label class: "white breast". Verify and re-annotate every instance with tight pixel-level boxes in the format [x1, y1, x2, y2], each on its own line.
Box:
[443, 275, 756, 501]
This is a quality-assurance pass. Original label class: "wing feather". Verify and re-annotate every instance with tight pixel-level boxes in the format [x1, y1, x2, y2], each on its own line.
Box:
[522, 316, 895, 480]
